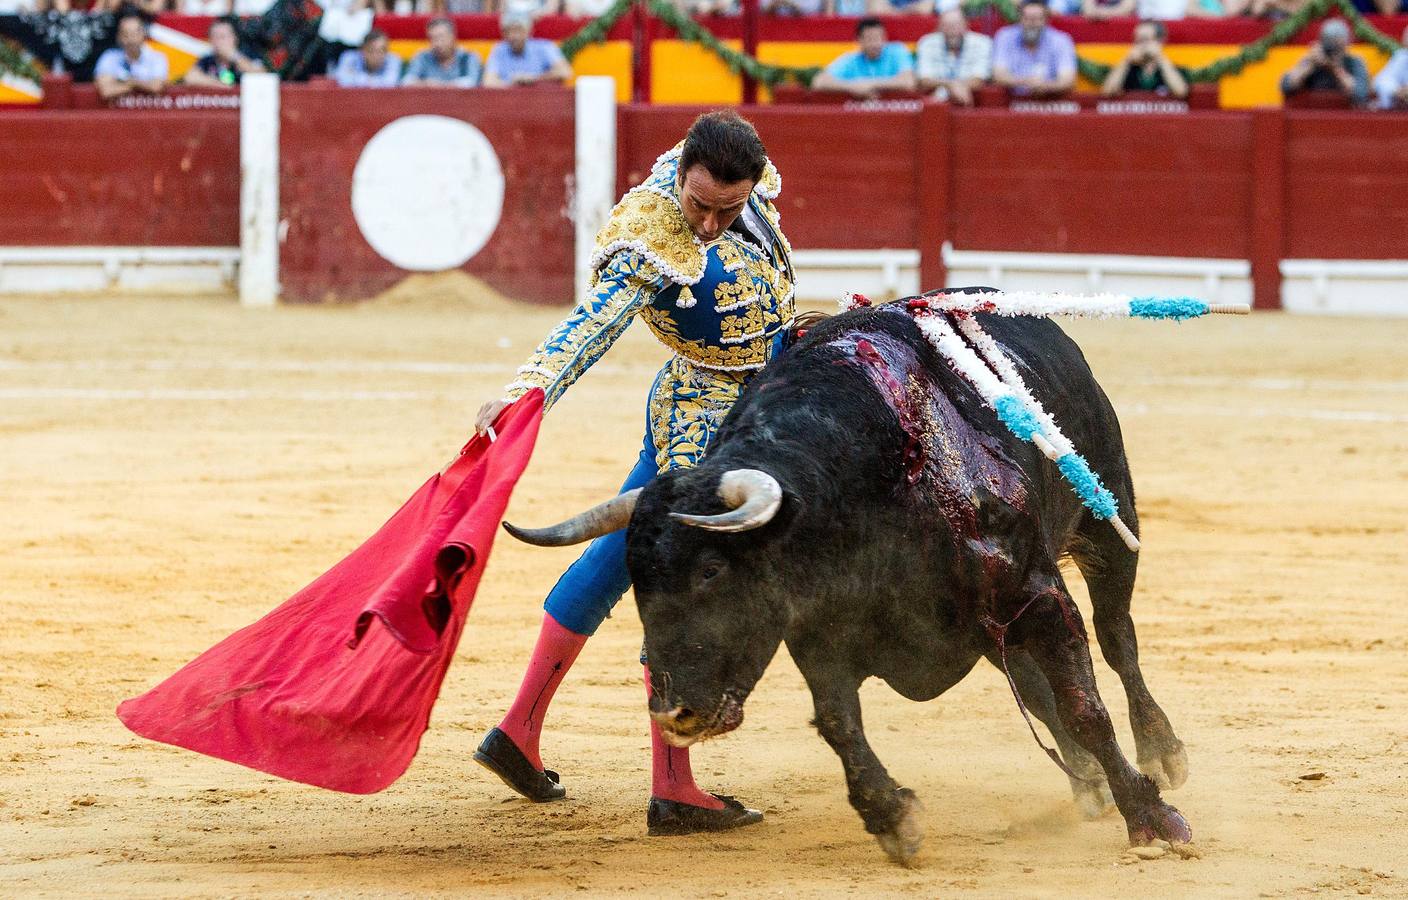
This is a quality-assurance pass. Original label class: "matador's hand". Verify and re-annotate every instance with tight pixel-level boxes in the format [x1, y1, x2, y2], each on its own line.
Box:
[474, 398, 512, 436]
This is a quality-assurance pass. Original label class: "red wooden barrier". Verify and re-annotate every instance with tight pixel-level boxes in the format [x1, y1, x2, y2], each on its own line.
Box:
[3, 99, 1407, 307]
[0, 111, 238, 247]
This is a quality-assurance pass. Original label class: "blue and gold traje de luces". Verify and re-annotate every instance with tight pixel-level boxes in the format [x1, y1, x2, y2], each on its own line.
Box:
[505, 144, 794, 473]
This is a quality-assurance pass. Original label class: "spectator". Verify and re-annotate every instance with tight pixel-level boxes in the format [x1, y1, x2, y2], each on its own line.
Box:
[93, 11, 168, 100]
[319, 0, 381, 50]
[762, 0, 824, 14]
[992, 0, 1075, 98]
[1280, 19, 1369, 106]
[183, 18, 265, 87]
[565, 0, 614, 13]
[1082, 0, 1137, 21]
[869, 0, 938, 15]
[333, 28, 403, 87]
[1101, 20, 1189, 98]
[403, 17, 482, 86]
[1373, 25, 1408, 109]
[811, 17, 917, 99]
[483, 12, 573, 88]
[915, 8, 992, 106]
[501, 0, 561, 15]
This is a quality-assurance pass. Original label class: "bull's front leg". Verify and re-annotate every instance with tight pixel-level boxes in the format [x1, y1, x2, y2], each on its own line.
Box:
[794, 654, 924, 865]
[1012, 576, 1192, 847]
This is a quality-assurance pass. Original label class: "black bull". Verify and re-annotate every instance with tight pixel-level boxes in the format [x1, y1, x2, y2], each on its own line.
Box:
[508, 303, 1191, 863]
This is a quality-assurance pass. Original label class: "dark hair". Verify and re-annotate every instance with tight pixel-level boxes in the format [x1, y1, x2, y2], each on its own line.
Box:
[427, 16, 455, 34]
[363, 28, 389, 46]
[856, 16, 885, 37]
[1136, 19, 1166, 40]
[679, 110, 767, 187]
[115, 6, 149, 29]
[209, 16, 237, 36]
[1019, 0, 1048, 10]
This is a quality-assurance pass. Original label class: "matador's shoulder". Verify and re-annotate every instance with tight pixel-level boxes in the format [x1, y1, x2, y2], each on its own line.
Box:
[590, 143, 784, 288]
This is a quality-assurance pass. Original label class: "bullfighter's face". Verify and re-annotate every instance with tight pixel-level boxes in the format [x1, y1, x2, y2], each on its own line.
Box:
[677, 164, 754, 243]
[628, 469, 790, 748]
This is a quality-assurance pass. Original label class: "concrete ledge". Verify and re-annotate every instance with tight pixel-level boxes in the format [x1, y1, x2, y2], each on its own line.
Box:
[1280, 259, 1408, 315]
[0, 247, 239, 294]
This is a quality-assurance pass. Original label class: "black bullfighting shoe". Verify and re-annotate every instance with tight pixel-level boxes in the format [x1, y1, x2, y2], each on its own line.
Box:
[473, 727, 567, 802]
[646, 794, 764, 836]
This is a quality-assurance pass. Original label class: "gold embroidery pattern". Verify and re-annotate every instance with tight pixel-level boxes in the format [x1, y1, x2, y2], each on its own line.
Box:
[591, 191, 704, 285]
[503, 253, 667, 411]
[648, 356, 754, 472]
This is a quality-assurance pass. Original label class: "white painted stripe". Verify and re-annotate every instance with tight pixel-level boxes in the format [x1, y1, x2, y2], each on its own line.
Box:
[149, 23, 212, 58]
[0, 387, 436, 402]
[1117, 402, 1408, 425]
[0, 73, 43, 99]
[2, 384, 1403, 424]
[0, 358, 657, 377]
[1130, 375, 1408, 394]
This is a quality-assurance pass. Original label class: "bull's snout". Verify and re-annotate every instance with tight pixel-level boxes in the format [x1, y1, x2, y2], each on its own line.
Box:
[648, 688, 745, 748]
[651, 704, 705, 747]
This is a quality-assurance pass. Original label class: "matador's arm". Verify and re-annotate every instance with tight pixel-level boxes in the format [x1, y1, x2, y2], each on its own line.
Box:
[503, 252, 670, 412]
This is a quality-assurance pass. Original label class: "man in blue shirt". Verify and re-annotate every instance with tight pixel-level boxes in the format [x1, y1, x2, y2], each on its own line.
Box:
[992, 0, 1076, 97]
[483, 12, 572, 88]
[811, 17, 917, 99]
[334, 29, 402, 88]
[93, 12, 169, 101]
[403, 17, 483, 87]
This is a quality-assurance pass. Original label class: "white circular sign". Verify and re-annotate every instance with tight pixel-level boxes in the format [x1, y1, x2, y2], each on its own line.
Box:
[351, 115, 505, 271]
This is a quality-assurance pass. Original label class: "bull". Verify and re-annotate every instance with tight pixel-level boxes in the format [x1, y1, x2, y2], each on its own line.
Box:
[507, 299, 1191, 863]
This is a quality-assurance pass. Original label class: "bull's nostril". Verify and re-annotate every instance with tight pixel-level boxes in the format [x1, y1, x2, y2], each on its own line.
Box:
[674, 708, 696, 726]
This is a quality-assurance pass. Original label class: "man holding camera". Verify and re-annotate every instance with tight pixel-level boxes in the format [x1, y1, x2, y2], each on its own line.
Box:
[1100, 20, 1188, 99]
[1280, 19, 1369, 106]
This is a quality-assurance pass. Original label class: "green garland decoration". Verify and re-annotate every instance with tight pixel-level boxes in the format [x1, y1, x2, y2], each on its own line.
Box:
[560, 0, 635, 59]
[557, 0, 1403, 94]
[644, 0, 820, 86]
[1077, 0, 1404, 84]
[0, 35, 41, 85]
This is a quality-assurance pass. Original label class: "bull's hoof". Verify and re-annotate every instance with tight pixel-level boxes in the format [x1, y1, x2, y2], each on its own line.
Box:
[1138, 741, 1190, 791]
[874, 789, 925, 867]
[1127, 802, 1192, 847]
[1071, 777, 1115, 819]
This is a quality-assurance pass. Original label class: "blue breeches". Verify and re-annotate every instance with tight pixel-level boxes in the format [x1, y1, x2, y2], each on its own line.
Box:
[542, 433, 658, 636]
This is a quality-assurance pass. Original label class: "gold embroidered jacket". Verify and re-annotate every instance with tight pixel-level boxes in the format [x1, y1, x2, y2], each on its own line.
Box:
[504, 145, 795, 472]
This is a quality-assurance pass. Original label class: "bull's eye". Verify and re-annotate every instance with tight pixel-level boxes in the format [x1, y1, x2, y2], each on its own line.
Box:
[701, 565, 721, 581]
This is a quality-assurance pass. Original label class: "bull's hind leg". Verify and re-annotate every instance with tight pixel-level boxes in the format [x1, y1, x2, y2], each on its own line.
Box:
[1013, 575, 1191, 846]
[987, 648, 1114, 818]
[1072, 514, 1188, 790]
[793, 653, 924, 865]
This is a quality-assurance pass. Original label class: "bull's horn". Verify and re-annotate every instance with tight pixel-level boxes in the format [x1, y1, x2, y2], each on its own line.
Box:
[504, 488, 642, 546]
[671, 469, 782, 533]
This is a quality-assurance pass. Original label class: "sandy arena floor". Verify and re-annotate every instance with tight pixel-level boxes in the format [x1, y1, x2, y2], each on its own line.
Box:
[1, 276, 1406, 898]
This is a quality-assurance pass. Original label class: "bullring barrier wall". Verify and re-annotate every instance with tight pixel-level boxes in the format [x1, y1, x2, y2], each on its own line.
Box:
[2, 83, 1406, 313]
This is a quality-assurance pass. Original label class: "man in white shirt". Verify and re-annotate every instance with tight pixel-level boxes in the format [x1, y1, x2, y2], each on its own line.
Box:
[915, 8, 993, 106]
[93, 12, 169, 101]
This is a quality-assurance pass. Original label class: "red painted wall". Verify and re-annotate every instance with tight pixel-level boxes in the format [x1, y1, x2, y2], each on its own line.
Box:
[1282, 112, 1408, 261]
[0, 111, 238, 246]
[618, 104, 921, 251]
[948, 111, 1254, 259]
[4, 102, 1407, 307]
